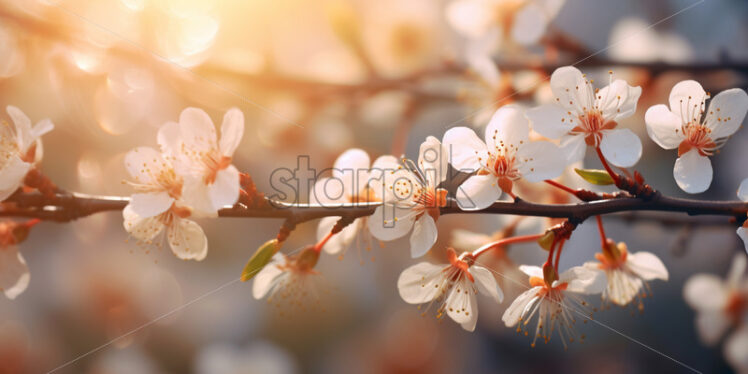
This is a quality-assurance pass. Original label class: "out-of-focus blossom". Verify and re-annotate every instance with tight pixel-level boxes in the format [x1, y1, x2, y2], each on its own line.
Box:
[0, 220, 39, 299]
[503, 265, 604, 347]
[397, 248, 503, 331]
[123, 146, 208, 261]
[195, 341, 298, 374]
[608, 18, 694, 64]
[446, 0, 565, 48]
[526, 66, 643, 167]
[252, 249, 321, 309]
[737, 179, 748, 253]
[313, 149, 395, 258]
[0, 24, 25, 78]
[645, 81, 748, 193]
[725, 325, 748, 372]
[0, 106, 54, 201]
[367, 136, 448, 258]
[583, 240, 668, 307]
[684, 253, 747, 346]
[159, 107, 244, 215]
[443, 105, 565, 210]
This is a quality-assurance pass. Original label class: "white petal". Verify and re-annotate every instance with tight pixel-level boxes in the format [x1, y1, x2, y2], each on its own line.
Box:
[600, 128, 642, 167]
[737, 227, 748, 254]
[525, 104, 574, 139]
[645, 104, 683, 149]
[442, 127, 485, 172]
[445, 0, 493, 38]
[725, 326, 748, 370]
[207, 165, 240, 210]
[122, 204, 165, 241]
[182, 180, 218, 217]
[516, 140, 566, 181]
[696, 311, 730, 346]
[673, 149, 712, 194]
[704, 88, 748, 139]
[179, 107, 217, 151]
[6, 105, 32, 150]
[0, 246, 30, 299]
[445, 279, 477, 327]
[157, 121, 181, 155]
[738, 179, 748, 202]
[471, 265, 503, 303]
[252, 253, 285, 299]
[669, 80, 706, 123]
[367, 205, 415, 241]
[377, 165, 423, 204]
[316, 216, 359, 255]
[604, 270, 643, 306]
[511, 3, 548, 45]
[311, 177, 346, 206]
[397, 261, 447, 304]
[597, 80, 641, 119]
[409, 215, 438, 258]
[550, 66, 590, 113]
[625, 251, 668, 281]
[167, 218, 208, 261]
[683, 274, 728, 311]
[368, 155, 400, 196]
[218, 108, 244, 156]
[484, 105, 530, 150]
[559, 266, 605, 294]
[123, 147, 169, 185]
[0, 156, 30, 201]
[559, 134, 587, 164]
[333, 148, 370, 197]
[502, 288, 540, 326]
[455, 174, 501, 211]
[129, 192, 174, 218]
[728, 252, 747, 287]
[418, 136, 448, 186]
[466, 52, 500, 88]
[519, 265, 543, 279]
[31, 119, 54, 140]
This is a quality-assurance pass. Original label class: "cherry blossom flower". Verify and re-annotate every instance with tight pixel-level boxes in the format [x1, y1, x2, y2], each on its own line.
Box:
[737, 179, 748, 253]
[367, 136, 448, 258]
[526, 66, 643, 167]
[446, 0, 566, 47]
[252, 248, 322, 309]
[683, 253, 747, 346]
[0, 106, 54, 201]
[725, 326, 748, 373]
[397, 248, 503, 331]
[159, 107, 245, 215]
[645, 81, 748, 193]
[123, 146, 207, 261]
[0, 220, 38, 299]
[443, 105, 566, 210]
[583, 240, 668, 307]
[313, 149, 396, 258]
[502, 265, 604, 347]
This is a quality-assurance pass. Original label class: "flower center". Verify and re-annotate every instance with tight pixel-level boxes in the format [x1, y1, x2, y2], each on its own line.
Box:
[414, 187, 448, 221]
[157, 169, 183, 199]
[203, 153, 232, 185]
[572, 110, 618, 146]
[677, 123, 717, 157]
[595, 244, 628, 270]
[725, 291, 747, 323]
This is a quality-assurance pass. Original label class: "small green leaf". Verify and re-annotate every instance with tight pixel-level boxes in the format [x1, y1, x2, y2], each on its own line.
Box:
[574, 168, 615, 186]
[241, 239, 279, 282]
[537, 230, 555, 251]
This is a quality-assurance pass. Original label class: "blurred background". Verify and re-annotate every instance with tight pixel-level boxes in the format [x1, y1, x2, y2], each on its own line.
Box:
[0, 0, 747, 373]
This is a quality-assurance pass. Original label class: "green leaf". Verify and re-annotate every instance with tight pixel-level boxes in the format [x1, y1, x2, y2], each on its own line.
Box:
[241, 239, 279, 282]
[537, 230, 555, 251]
[574, 168, 615, 186]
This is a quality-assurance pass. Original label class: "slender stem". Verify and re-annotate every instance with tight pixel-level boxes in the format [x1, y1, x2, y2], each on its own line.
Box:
[545, 239, 558, 268]
[313, 230, 335, 253]
[545, 179, 578, 196]
[595, 147, 621, 184]
[471, 234, 544, 259]
[554, 239, 565, 273]
[596, 215, 607, 250]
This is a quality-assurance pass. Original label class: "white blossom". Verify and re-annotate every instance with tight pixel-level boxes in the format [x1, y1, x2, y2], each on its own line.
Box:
[252, 251, 322, 310]
[737, 179, 748, 253]
[526, 66, 643, 167]
[443, 105, 566, 210]
[0, 106, 54, 201]
[397, 248, 503, 331]
[645, 81, 748, 193]
[367, 136, 448, 258]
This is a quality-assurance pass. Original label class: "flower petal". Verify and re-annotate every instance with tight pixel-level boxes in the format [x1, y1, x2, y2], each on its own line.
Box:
[410, 215, 438, 258]
[738, 179, 748, 202]
[645, 104, 683, 149]
[122, 204, 165, 241]
[442, 127, 485, 172]
[559, 134, 586, 164]
[252, 253, 285, 299]
[167, 218, 208, 261]
[737, 227, 748, 255]
[367, 205, 415, 241]
[502, 288, 540, 327]
[418, 136, 448, 186]
[728, 253, 747, 287]
[512, 3, 549, 45]
[485, 105, 530, 151]
[129, 192, 174, 218]
[157, 121, 181, 155]
[516, 140, 566, 182]
[445, 0, 493, 38]
[123, 147, 169, 185]
[598, 80, 641, 119]
[208, 165, 240, 210]
[182, 180, 218, 217]
[456, 174, 501, 211]
[696, 311, 730, 346]
[673, 149, 712, 194]
[724, 326, 748, 370]
[471, 265, 503, 303]
[179, 107, 217, 151]
[519, 265, 543, 279]
[6, 105, 32, 150]
[397, 261, 447, 304]
[683, 274, 728, 311]
[525, 103, 574, 140]
[218, 108, 244, 156]
[600, 128, 642, 167]
[333, 148, 370, 197]
[316, 216, 360, 255]
[311, 177, 346, 206]
[0, 155, 30, 201]
[560, 266, 605, 294]
[668, 80, 706, 123]
[0, 246, 30, 299]
[704, 88, 748, 139]
[625, 251, 668, 281]
[550, 66, 590, 113]
[445, 279, 478, 329]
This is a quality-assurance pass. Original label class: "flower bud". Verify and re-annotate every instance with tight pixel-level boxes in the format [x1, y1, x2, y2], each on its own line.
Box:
[241, 239, 280, 282]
